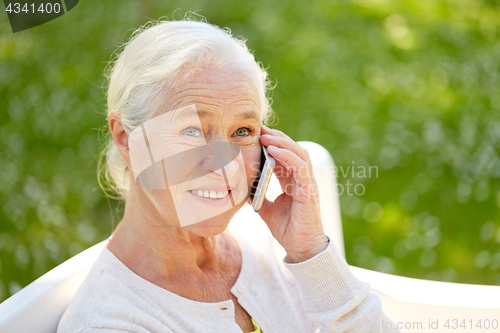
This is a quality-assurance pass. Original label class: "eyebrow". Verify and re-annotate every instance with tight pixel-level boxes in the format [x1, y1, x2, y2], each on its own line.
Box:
[176, 108, 260, 122]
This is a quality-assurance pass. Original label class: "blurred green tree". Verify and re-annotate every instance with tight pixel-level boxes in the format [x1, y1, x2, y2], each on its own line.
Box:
[0, 0, 499, 302]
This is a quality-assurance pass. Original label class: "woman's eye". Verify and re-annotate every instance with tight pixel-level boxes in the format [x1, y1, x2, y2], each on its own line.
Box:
[233, 128, 251, 137]
[182, 127, 203, 137]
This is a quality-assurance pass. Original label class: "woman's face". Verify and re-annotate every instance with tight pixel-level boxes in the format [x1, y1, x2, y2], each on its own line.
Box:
[127, 66, 263, 236]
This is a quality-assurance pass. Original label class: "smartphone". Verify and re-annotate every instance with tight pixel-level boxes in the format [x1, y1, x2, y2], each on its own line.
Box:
[249, 144, 276, 212]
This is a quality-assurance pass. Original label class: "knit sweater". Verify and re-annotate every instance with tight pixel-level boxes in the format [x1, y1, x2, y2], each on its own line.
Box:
[57, 218, 400, 333]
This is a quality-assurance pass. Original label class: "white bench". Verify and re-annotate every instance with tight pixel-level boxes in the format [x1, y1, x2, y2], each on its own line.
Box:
[1, 141, 499, 333]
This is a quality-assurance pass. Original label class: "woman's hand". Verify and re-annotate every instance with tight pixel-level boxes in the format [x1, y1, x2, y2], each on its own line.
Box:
[257, 125, 329, 263]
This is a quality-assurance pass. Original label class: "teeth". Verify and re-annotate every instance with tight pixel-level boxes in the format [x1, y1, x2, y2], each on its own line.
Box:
[190, 190, 229, 199]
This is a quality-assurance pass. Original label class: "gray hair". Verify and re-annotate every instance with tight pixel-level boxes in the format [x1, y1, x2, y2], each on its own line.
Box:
[97, 15, 277, 201]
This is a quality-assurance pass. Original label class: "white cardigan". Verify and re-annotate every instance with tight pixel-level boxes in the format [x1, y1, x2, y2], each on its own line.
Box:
[57, 223, 400, 333]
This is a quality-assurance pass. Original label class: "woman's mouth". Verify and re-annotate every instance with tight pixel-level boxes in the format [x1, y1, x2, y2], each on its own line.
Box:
[188, 189, 230, 199]
[187, 188, 233, 208]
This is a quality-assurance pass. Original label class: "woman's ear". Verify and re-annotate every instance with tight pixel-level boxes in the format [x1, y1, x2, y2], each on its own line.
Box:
[108, 112, 131, 164]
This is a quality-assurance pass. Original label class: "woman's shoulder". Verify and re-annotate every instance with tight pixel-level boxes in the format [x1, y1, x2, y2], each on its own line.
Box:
[56, 246, 157, 332]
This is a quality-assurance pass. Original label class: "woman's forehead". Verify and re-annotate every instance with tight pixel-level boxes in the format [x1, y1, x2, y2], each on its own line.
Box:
[158, 68, 263, 120]
[155, 103, 260, 125]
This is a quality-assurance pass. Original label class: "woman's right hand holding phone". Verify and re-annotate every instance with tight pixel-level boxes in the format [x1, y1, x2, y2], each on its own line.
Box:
[257, 125, 329, 263]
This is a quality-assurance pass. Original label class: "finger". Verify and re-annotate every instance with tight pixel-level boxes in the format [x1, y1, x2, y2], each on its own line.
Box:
[258, 195, 290, 230]
[266, 145, 313, 189]
[260, 125, 310, 163]
[260, 133, 311, 163]
[258, 196, 272, 221]
[260, 125, 295, 145]
[273, 163, 294, 195]
[261, 125, 318, 190]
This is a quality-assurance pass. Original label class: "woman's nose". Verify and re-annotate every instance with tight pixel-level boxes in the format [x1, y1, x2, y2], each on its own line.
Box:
[202, 141, 241, 179]
[215, 158, 239, 179]
[203, 154, 240, 179]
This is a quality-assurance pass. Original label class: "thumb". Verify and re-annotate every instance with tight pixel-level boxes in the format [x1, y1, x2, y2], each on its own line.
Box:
[257, 197, 272, 225]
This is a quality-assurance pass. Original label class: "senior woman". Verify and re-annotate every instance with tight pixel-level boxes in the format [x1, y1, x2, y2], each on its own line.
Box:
[58, 18, 399, 333]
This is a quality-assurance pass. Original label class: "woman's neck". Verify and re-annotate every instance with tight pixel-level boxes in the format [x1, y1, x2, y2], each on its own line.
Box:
[106, 187, 237, 286]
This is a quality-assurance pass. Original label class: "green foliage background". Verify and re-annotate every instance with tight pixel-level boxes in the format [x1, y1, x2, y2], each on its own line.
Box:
[1, 0, 499, 302]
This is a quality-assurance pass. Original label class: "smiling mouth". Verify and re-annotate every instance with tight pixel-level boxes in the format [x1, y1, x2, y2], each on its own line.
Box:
[188, 189, 230, 199]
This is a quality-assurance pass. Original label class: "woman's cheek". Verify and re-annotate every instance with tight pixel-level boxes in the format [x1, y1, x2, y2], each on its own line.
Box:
[241, 145, 261, 184]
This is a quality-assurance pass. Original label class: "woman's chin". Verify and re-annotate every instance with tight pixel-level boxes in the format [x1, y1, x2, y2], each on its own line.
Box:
[173, 189, 249, 228]
[181, 198, 247, 233]
[185, 219, 229, 237]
